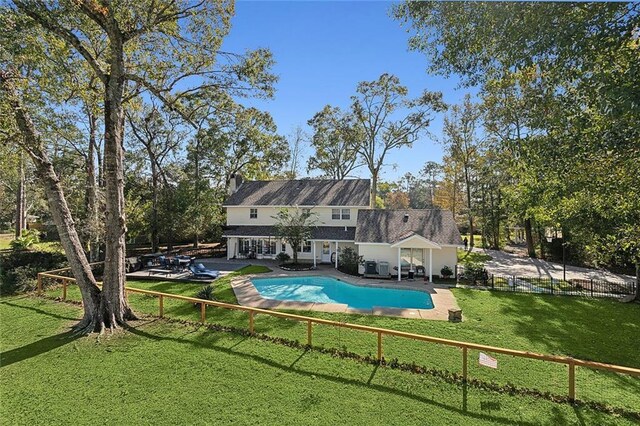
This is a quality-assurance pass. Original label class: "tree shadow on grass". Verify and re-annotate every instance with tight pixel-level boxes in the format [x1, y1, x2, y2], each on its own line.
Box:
[0, 299, 78, 322]
[123, 322, 600, 426]
[0, 330, 79, 368]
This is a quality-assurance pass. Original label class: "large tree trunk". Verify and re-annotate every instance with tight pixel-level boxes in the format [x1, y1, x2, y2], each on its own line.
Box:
[101, 38, 136, 328]
[15, 152, 25, 238]
[524, 218, 536, 258]
[1, 70, 102, 332]
[86, 111, 100, 262]
[370, 169, 378, 208]
[463, 164, 474, 248]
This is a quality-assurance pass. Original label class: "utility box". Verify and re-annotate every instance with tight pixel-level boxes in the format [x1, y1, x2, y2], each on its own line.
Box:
[365, 261, 377, 275]
[377, 261, 389, 276]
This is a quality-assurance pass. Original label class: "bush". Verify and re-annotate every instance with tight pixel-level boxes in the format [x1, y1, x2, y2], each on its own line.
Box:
[195, 285, 215, 301]
[275, 252, 290, 264]
[440, 265, 453, 278]
[10, 229, 41, 250]
[338, 247, 363, 276]
[0, 250, 67, 295]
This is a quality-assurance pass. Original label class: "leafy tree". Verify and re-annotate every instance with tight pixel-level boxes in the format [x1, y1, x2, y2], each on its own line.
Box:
[350, 73, 446, 206]
[7, 1, 277, 332]
[307, 106, 361, 179]
[384, 191, 410, 209]
[287, 126, 307, 179]
[442, 95, 482, 248]
[272, 208, 318, 265]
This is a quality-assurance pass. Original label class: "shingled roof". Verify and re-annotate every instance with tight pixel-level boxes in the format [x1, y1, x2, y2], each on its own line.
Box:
[224, 179, 370, 207]
[355, 209, 462, 245]
[222, 225, 356, 241]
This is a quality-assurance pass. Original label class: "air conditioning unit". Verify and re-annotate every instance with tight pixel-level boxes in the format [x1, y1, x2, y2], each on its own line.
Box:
[365, 261, 377, 275]
[377, 261, 389, 276]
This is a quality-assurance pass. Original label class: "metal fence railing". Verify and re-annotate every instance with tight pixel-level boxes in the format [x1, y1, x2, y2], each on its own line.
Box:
[455, 265, 637, 299]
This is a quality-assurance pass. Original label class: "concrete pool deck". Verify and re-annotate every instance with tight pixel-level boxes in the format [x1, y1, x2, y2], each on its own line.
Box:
[230, 266, 461, 321]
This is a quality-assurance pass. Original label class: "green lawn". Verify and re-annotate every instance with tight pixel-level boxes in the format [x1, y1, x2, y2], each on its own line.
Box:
[0, 234, 12, 250]
[1, 296, 637, 425]
[457, 249, 493, 264]
[42, 265, 640, 415]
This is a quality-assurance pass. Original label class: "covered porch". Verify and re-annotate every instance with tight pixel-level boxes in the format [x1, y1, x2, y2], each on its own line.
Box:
[390, 234, 442, 282]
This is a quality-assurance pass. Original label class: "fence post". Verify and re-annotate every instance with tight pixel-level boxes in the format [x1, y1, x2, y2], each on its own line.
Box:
[590, 280, 593, 297]
[377, 331, 383, 362]
[249, 311, 255, 334]
[307, 320, 312, 346]
[159, 295, 164, 317]
[491, 275, 494, 290]
[550, 277, 554, 295]
[37, 273, 42, 295]
[568, 358, 576, 401]
[200, 302, 206, 323]
[462, 346, 468, 382]
[62, 278, 67, 301]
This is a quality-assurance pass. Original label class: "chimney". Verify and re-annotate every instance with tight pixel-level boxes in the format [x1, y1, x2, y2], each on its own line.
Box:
[229, 173, 243, 195]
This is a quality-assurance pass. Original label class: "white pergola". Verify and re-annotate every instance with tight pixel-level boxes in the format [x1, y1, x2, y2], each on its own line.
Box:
[389, 234, 442, 282]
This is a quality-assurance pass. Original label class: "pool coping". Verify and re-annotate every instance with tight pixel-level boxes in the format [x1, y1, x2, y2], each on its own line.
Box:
[230, 269, 461, 321]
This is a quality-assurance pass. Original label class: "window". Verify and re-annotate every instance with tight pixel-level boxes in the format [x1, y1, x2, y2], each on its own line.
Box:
[299, 240, 312, 253]
[332, 209, 341, 220]
[281, 242, 286, 253]
[249, 208, 257, 219]
[341, 209, 351, 220]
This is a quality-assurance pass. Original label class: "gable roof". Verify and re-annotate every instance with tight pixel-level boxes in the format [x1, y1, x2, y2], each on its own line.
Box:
[224, 179, 371, 207]
[355, 209, 462, 245]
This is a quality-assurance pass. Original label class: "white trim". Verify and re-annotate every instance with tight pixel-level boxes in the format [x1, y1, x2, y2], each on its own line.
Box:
[390, 233, 442, 249]
[354, 242, 389, 246]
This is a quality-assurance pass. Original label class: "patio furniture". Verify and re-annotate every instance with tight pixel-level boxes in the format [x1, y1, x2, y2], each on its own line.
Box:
[188, 265, 219, 279]
[148, 268, 173, 277]
[195, 263, 219, 275]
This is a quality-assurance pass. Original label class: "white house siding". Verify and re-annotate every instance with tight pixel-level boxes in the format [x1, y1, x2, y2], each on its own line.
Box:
[357, 244, 458, 277]
[225, 206, 359, 227]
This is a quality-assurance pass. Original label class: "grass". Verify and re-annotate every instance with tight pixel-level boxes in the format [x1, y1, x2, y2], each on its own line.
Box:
[457, 249, 493, 264]
[0, 233, 63, 253]
[43, 266, 640, 414]
[0, 234, 12, 250]
[1, 296, 637, 425]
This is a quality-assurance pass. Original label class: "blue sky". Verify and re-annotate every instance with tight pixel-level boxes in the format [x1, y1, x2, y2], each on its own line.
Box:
[221, 1, 473, 181]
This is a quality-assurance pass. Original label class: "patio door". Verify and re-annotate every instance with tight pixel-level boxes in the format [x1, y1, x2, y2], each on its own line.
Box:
[321, 241, 331, 263]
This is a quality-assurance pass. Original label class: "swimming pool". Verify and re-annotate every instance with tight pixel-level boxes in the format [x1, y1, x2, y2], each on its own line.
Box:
[250, 276, 434, 310]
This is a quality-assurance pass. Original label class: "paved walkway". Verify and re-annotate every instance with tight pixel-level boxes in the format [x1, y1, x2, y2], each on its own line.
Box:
[473, 248, 636, 284]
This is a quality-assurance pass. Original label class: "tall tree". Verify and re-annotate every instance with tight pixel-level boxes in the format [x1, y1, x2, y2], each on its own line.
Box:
[272, 208, 318, 265]
[350, 73, 445, 206]
[9, 1, 276, 331]
[287, 126, 307, 179]
[442, 95, 482, 248]
[307, 106, 361, 179]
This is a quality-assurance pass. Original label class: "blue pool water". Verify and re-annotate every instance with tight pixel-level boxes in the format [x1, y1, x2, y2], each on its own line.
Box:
[251, 276, 434, 310]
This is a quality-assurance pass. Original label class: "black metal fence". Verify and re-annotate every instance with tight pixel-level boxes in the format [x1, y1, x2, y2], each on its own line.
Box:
[455, 265, 637, 299]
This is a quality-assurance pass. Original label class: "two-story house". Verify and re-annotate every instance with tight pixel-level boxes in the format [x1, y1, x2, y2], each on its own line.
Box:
[222, 176, 461, 282]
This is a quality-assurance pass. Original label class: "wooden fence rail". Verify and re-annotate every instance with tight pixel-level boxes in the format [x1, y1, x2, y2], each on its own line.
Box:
[37, 270, 640, 403]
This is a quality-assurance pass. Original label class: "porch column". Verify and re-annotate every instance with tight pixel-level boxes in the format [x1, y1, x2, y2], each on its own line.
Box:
[429, 248, 433, 283]
[313, 241, 317, 268]
[334, 241, 339, 268]
[397, 247, 401, 282]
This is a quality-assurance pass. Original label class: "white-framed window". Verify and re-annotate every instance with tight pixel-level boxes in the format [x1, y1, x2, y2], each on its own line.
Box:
[249, 208, 258, 219]
[332, 208, 341, 220]
[341, 209, 351, 220]
[299, 240, 312, 253]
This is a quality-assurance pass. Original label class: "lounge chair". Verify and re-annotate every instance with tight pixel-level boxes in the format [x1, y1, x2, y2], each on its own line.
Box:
[195, 263, 218, 274]
[189, 265, 219, 279]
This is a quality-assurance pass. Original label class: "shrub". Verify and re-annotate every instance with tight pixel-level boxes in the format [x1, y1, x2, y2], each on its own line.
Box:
[10, 229, 41, 251]
[195, 285, 215, 301]
[338, 247, 364, 276]
[275, 252, 290, 264]
[440, 265, 453, 278]
[0, 250, 67, 295]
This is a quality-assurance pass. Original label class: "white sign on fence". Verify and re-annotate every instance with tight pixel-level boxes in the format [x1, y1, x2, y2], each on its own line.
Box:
[479, 352, 498, 369]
